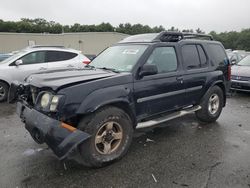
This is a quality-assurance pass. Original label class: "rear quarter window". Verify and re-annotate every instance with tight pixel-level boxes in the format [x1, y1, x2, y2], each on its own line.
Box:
[46, 51, 78, 62]
[208, 44, 227, 66]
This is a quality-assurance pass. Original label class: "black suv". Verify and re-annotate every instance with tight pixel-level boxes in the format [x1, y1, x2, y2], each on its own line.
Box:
[9, 32, 231, 167]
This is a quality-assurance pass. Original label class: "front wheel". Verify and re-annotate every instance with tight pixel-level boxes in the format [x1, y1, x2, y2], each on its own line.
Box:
[77, 106, 134, 168]
[196, 86, 224, 123]
[0, 81, 9, 102]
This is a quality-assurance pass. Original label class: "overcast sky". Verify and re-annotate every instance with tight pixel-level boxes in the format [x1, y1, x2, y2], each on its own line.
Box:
[0, 0, 249, 33]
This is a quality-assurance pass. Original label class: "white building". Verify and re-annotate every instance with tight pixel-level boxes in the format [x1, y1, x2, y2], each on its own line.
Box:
[0, 32, 129, 55]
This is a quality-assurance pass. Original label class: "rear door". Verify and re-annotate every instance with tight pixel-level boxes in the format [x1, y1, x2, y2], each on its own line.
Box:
[181, 43, 210, 106]
[134, 45, 185, 119]
[46, 51, 79, 69]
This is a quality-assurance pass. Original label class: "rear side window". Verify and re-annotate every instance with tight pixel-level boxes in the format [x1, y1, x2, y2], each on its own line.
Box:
[182, 45, 200, 69]
[46, 51, 77, 62]
[208, 44, 227, 66]
[182, 44, 208, 70]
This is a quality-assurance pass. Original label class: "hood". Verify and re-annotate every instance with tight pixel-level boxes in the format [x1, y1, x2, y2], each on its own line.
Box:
[231, 65, 250, 78]
[26, 68, 116, 90]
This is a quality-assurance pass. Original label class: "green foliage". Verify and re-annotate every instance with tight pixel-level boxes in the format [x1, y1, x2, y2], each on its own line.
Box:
[0, 18, 249, 50]
[210, 29, 250, 51]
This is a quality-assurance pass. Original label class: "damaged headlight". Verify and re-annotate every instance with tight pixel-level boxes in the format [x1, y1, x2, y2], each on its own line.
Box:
[38, 92, 64, 112]
[50, 96, 59, 111]
[41, 93, 51, 108]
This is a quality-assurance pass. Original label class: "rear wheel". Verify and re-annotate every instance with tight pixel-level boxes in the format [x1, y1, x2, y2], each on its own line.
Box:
[0, 81, 9, 102]
[78, 106, 133, 167]
[196, 86, 224, 123]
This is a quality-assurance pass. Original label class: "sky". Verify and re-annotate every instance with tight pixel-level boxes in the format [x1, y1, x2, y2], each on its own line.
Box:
[0, 0, 250, 33]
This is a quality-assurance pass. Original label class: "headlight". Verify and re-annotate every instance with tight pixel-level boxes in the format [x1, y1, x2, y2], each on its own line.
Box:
[50, 96, 59, 111]
[40, 93, 51, 108]
[39, 92, 62, 112]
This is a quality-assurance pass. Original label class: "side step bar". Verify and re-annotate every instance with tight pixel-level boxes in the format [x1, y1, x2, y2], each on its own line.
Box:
[136, 105, 201, 129]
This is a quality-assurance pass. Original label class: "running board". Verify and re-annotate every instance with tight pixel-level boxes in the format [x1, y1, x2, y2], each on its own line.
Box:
[136, 105, 201, 129]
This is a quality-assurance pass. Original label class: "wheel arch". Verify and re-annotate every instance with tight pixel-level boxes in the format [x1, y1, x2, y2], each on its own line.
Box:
[0, 79, 10, 87]
[104, 101, 137, 128]
[211, 81, 226, 107]
[76, 99, 137, 129]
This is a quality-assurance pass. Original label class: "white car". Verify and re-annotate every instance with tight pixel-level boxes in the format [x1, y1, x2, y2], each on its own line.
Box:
[0, 46, 90, 102]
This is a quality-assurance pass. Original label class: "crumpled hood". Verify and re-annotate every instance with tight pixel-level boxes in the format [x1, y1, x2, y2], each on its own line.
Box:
[25, 68, 116, 90]
[231, 65, 250, 78]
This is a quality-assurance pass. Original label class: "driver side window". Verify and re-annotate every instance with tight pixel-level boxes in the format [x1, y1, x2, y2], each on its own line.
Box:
[20, 51, 46, 65]
[145, 47, 178, 73]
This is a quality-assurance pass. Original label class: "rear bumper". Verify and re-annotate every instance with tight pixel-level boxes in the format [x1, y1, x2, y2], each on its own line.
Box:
[231, 80, 250, 92]
[17, 102, 90, 160]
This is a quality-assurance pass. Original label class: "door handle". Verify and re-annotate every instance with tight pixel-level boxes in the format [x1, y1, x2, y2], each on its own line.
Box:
[67, 64, 74, 68]
[39, 67, 47, 70]
[176, 76, 184, 83]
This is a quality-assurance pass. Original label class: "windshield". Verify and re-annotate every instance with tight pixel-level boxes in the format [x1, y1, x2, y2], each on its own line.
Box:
[237, 55, 250, 66]
[0, 50, 27, 64]
[90, 45, 148, 72]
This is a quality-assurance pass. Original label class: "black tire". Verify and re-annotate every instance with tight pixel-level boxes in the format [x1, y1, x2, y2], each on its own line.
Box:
[196, 86, 224, 123]
[0, 81, 9, 102]
[77, 106, 134, 168]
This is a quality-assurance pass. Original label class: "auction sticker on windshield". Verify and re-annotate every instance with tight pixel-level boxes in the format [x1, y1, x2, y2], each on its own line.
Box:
[122, 49, 139, 54]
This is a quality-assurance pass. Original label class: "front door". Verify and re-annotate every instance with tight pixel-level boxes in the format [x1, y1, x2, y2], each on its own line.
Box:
[134, 46, 185, 119]
[9, 51, 48, 82]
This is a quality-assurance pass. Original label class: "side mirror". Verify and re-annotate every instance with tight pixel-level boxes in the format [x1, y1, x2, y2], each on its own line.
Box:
[139, 64, 158, 78]
[231, 60, 237, 65]
[15, 59, 23, 66]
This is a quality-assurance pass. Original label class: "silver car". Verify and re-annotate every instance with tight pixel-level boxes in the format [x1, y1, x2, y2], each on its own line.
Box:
[231, 55, 250, 92]
[0, 46, 90, 102]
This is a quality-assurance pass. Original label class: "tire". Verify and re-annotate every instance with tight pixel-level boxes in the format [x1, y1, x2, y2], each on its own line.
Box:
[196, 86, 224, 123]
[0, 81, 9, 102]
[77, 106, 134, 168]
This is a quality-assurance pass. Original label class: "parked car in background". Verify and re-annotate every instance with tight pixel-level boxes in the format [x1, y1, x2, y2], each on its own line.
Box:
[231, 55, 250, 92]
[0, 46, 90, 102]
[226, 50, 248, 64]
[0, 53, 12, 62]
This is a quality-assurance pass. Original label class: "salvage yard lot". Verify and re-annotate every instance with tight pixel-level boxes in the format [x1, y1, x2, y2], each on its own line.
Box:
[0, 93, 250, 188]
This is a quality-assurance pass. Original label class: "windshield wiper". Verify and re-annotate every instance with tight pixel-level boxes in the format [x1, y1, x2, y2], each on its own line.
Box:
[98, 67, 120, 73]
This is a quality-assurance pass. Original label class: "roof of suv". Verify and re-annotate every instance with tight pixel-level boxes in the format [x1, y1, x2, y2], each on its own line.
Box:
[119, 31, 214, 44]
[24, 46, 81, 54]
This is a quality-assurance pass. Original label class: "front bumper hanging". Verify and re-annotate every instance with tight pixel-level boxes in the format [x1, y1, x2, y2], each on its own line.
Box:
[17, 102, 90, 160]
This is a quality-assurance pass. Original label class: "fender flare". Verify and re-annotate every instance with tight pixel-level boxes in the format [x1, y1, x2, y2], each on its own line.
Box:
[0, 76, 11, 85]
[76, 85, 135, 115]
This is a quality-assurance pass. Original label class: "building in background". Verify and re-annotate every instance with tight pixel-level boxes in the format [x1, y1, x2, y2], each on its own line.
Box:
[0, 32, 129, 55]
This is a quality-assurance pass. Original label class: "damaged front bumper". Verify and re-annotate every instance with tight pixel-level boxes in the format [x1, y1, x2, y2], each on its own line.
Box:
[17, 102, 90, 160]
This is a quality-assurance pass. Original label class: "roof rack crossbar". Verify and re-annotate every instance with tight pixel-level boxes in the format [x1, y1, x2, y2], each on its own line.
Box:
[182, 33, 213, 40]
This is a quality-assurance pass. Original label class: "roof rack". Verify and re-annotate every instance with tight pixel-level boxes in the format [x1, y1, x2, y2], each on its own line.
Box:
[155, 31, 213, 42]
[119, 31, 213, 43]
[182, 33, 213, 40]
[154, 32, 184, 42]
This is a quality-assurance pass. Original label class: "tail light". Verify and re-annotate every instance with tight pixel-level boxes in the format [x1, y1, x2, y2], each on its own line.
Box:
[83, 60, 90, 64]
[227, 64, 231, 81]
